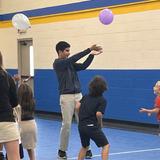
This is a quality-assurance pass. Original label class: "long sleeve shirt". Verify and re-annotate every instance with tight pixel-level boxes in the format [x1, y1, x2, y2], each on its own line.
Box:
[0, 69, 18, 122]
[53, 48, 94, 94]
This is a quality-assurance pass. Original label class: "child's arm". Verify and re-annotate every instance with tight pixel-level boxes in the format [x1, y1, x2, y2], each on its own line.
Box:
[13, 105, 21, 122]
[75, 101, 81, 114]
[139, 107, 160, 116]
[96, 111, 103, 128]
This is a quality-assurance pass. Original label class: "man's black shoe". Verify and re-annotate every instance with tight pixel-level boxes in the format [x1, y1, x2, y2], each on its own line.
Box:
[58, 150, 67, 159]
[85, 150, 92, 159]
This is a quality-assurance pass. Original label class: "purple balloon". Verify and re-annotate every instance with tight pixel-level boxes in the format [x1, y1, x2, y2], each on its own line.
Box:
[99, 9, 114, 25]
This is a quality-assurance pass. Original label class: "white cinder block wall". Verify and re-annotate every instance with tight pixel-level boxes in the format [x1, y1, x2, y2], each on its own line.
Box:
[0, 9, 160, 70]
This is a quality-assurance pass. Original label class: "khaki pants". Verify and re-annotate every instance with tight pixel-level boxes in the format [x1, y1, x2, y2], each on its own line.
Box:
[59, 93, 82, 151]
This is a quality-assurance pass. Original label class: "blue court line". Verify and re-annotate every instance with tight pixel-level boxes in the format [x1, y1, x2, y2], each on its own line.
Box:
[67, 147, 160, 159]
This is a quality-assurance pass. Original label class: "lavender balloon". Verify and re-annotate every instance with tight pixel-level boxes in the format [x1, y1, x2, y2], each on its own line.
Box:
[99, 9, 114, 25]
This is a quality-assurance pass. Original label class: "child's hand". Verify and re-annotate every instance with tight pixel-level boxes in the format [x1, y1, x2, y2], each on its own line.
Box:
[101, 123, 103, 128]
[75, 101, 81, 110]
[139, 108, 147, 113]
[13, 74, 21, 82]
[98, 123, 103, 129]
[139, 108, 152, 116]
[23, 76, 31, 83]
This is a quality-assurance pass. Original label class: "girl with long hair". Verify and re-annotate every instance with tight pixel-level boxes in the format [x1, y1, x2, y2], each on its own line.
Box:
[0, 51, 20, 160]
[18, 83, 37, 160]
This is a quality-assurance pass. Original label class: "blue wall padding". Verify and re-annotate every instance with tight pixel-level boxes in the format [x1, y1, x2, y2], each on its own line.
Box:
[0, 0, 145, 21]
[7, 69, 18, 76]
[34, 69, 60, 113]
[78, 70, 159, 124]
[7, 69, 160, 124]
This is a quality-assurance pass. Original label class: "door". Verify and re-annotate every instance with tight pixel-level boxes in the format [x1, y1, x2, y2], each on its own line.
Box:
[18, 39, 34, 93]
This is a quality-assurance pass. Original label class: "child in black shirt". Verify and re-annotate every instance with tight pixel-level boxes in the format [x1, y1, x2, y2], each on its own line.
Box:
[76, 75, 109, 160]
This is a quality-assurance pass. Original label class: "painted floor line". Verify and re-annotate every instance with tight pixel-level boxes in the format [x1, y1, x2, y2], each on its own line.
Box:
[67, 147, 160, 159]
[110, 147, 160, 155]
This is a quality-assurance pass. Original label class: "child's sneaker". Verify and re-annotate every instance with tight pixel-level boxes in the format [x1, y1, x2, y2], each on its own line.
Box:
[58, 150, 67, 159]
[85, 150, 92, 159]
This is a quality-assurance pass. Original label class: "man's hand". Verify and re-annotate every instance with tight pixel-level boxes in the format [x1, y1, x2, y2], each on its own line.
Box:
[90, 44, 103, 52]
[91, 50, 103, 56]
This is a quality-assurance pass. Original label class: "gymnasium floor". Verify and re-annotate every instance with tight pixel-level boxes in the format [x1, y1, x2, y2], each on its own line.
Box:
[22, 115, 160, 160]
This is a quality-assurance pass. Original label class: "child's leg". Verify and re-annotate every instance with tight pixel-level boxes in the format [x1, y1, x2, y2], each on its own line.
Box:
[27, 149, 36, 160]
[0, 143, 3, 151]
[101, 144, 109, 160]
[0, 144, 5, 160]
[78, 146, 89, 160]
[0, 143, 3, 154]
[5, 143, 23, 160]
[4, 140, 20, 160]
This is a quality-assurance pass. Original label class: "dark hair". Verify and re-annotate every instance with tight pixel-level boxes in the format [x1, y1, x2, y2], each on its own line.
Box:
[55, 41, 70, 54]
[89, 76, 107, 97]
[18, 83, 35, 115]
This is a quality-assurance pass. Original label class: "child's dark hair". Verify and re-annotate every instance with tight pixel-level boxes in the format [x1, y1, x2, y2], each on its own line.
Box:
[55, 41, 70, 54]
[18, 83, 35, 115]
[89, 76, 107, 97]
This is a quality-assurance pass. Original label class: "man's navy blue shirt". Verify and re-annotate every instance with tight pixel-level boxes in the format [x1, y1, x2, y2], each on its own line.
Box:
[53, 48, 94, 95]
